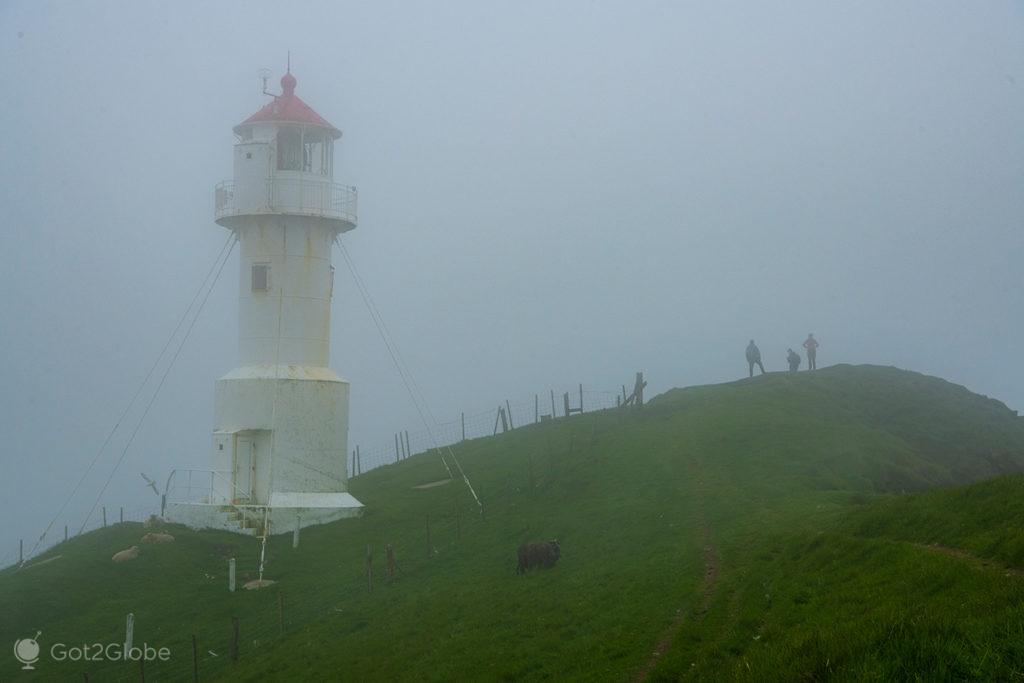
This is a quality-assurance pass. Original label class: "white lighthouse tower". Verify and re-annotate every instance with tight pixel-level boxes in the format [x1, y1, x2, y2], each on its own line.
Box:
[167, 69, 363, 534]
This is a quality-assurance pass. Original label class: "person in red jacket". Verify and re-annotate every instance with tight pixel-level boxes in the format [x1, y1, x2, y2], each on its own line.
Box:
[802, 333, 820, 370]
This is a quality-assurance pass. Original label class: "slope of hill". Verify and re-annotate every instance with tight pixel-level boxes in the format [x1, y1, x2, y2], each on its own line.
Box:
[3, 364, 1024, 681]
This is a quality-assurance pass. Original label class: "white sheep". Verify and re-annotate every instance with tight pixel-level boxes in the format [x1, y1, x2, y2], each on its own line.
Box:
[112, 546, 140, 563]
[140, 532, 175, 544]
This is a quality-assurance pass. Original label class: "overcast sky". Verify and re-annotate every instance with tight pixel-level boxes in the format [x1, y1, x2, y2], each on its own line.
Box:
[1, 1, 1021, 562]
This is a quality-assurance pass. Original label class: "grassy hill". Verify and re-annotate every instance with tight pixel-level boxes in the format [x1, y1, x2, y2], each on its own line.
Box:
[4, 364, 1024, 681]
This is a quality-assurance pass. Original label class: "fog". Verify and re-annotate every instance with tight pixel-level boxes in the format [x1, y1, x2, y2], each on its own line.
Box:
[1, 1, 1021, 562]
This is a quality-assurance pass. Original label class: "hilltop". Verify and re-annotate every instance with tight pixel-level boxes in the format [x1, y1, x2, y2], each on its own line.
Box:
[3, 364, 1024, 680]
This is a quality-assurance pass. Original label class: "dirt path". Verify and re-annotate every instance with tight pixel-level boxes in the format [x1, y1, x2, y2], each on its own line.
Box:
[632, 519, 719, 682]
[916, 542, 1024, 578]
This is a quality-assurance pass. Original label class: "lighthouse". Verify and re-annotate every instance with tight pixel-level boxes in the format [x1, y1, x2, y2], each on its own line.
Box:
[166, 69, 363, 534]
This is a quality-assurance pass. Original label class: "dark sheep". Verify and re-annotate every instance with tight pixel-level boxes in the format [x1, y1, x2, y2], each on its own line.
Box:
[517, 539, 560, 574]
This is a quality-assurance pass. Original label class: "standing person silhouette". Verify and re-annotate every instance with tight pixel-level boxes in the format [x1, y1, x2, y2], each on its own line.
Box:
[803, 333, 819, 370]
[746, 340, 766, 377]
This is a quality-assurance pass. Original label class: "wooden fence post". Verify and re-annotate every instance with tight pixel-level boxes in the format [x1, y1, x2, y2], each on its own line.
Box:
[356, 445, 361, 475]
[230, 616, 239, 662]
[461, 412, 466, 441]
[404, 431, 411, 459]
[550, 390, 556, 418]
[579, 383, 584, 413]
[120, 507, 124, 524]
[386, 543, 396, 580]
[64, 525, 68, 542]
[278, 592, 285, 636]
[19, 539, 23, 564]
[535, 394, 539, 423]
[292, 518, 300, 549]
[395, 434, 401, 462]
[102, 507, 107, 528]
[366, 545, 373, 592]
[505, 400, 514, 429]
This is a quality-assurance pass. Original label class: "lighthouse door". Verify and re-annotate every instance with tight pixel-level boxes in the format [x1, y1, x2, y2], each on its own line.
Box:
[234, 436, 255, 503]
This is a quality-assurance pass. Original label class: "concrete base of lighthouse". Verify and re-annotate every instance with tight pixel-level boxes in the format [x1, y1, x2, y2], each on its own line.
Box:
[165, 495, 362, 536]
[165, 363, 363, 536]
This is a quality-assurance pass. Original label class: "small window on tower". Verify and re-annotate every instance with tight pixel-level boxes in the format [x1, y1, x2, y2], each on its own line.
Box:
[251, 264, 270, 291]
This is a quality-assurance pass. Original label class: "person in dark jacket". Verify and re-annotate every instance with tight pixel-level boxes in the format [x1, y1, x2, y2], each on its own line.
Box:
[746, 340, 766, 377]
[803, 333, 820, 370]
[787, 348, 801, 372]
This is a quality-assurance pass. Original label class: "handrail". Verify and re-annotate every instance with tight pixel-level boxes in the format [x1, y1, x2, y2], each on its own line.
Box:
[163, 468, 252, 509]
[214, 177, 357, 224]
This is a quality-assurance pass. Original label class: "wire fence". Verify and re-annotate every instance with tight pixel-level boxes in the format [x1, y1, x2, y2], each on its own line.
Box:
[2, 504, 161, 570]
[347, 385, 626, 477]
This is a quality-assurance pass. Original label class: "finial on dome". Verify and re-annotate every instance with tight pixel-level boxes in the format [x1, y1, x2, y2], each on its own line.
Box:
[280, 52, 296, 96]
[281, 71, 297, 96]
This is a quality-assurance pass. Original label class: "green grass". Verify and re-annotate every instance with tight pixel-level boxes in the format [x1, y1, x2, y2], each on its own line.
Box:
[3, 364, 1024, 681]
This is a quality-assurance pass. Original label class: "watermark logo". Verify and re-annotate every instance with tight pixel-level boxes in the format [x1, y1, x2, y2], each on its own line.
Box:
[13, 632, 42, 670]
[12, 631, 172, 670]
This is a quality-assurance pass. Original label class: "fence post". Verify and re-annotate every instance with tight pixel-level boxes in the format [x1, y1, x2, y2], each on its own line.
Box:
[64, 525, 68, 542]
[551, 390, 556, 418]
[278, 592, 284, 636]
[228, 558, 236, 592]
[395, 434, 401, 462]
[120, 507, 124, 524]
[191, 634, 199, 682]
[386, 543, 396, 580]
[505, 400, 514, 429]
[579, 383, 584, 413]
[461, 412, 465, 441]
[535, 394, 539, 423]
[351, 449, 356, 478]
[102, 507, 107, 528]
[19, 539, 23, 564]
[404, 430, 411, 459]
[366, 545, 373, 593]
[124, 612, 134, 653]
[292, 517, 300, 549]
[230, 616, 239, 663]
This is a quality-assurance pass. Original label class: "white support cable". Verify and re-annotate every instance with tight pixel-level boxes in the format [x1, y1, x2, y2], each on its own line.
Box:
[336, 239, 461, 483]
[20, 232, 236, 566]
[334, 237, 484, 512]
[332, 237, 452, 477]
[78, 236, 238, 535]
